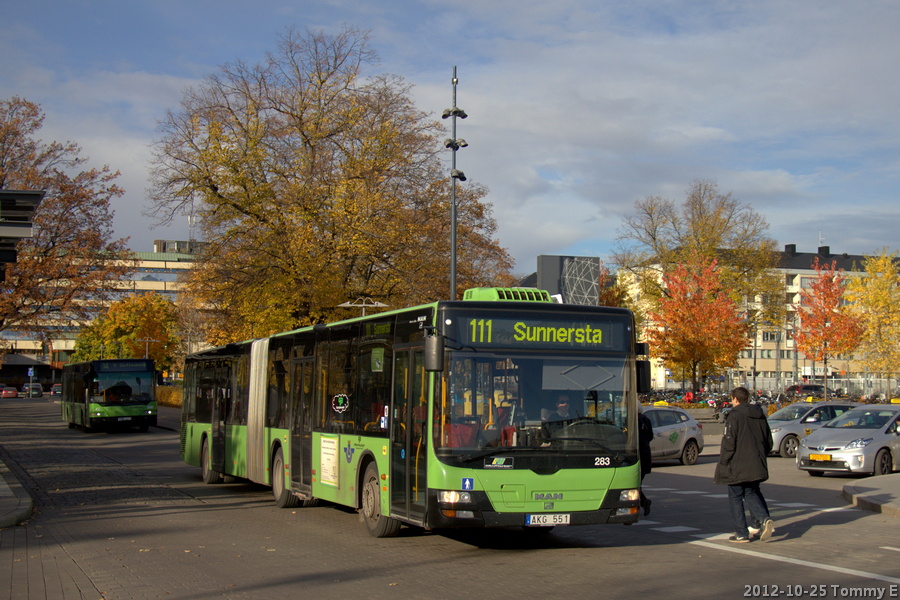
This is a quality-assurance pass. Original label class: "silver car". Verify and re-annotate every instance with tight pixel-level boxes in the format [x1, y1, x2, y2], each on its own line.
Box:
[768, 401, 857, 458]
[797, 404, 900, 477]
[643, 406, 704, 465]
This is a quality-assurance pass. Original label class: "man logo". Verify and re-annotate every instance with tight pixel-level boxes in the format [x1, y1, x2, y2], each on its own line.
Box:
[534, 493, 563, 500]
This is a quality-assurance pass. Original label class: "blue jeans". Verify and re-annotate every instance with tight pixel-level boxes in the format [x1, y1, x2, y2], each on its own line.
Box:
[728, 481, 770, 537]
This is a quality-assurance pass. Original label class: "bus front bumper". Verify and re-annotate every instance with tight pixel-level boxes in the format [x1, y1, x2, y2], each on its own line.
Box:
[425, 488, 641, 529]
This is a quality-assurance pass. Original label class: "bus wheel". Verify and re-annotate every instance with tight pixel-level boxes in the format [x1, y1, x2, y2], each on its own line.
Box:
[272, 448, 299, 508]
[201, 439, 222, 484]
[360, 463, 400, 538]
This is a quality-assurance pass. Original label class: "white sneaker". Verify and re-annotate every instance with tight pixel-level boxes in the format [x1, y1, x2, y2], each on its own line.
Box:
[760, 519, 775, 542]
[748, 525, 761, 538]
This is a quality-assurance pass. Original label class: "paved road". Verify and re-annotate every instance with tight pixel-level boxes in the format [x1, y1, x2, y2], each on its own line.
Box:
[2, 397, 900, 599]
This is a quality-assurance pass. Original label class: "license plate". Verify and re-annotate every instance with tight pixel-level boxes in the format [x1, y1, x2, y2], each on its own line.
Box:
[809, 453, 831, 461]
[117, 417, 132, 421]
[526, 513, 570, 526]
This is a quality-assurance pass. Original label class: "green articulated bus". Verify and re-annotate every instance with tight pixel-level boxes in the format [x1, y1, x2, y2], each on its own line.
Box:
[180, 287, 652, 537]
[61, 359, 158, 432]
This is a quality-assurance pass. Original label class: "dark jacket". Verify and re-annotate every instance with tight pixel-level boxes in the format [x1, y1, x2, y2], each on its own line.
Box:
[714, 402, 773, 485]
[638, 412, 653, 478]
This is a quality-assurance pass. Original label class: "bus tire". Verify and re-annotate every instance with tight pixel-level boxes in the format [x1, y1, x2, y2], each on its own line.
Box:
[360, 463, 400, 538]
[201, 438, 222, 484]
[272, 448, 299, 508]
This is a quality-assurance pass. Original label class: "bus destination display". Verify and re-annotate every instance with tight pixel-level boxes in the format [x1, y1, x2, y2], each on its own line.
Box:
[450, 311, 629, 351]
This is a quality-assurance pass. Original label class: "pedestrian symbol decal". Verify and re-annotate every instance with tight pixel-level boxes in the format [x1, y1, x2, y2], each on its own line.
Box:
[462, 477, 474, 491]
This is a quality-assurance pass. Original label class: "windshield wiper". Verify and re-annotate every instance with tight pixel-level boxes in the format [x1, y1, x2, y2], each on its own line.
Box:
[456, 446, 538, 463]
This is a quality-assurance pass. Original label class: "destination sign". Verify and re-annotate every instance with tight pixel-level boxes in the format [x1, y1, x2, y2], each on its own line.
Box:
[96, 360, 154, 373]
[447, 310, 630, 351]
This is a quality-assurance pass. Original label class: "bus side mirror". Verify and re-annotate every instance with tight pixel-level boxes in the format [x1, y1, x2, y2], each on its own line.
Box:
[636, 360, 651, 394]
[424, 330, 444, 372]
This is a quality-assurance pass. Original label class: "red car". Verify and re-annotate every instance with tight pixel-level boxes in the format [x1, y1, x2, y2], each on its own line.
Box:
[1, 386, 18, 398]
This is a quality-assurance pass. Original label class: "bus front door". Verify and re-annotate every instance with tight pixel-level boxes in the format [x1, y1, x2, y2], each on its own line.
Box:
[390, 348, 428, 524]
[290, 358, 314, 496]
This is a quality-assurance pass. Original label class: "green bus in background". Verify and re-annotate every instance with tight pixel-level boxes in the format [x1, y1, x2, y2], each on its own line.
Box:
[180, 288, 651, 537]
[61, 359, 158, 432]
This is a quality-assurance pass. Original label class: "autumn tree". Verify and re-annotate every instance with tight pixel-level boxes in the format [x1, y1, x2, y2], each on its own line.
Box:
[148, 27, 513, 344]
[845, 250, 900, 393]
[598, 262, 630, 309]
[614, 179, 784, 331]
[72, 293, 181, 372]
[645, 255, 749, 393]
[793, 258, 863, 400]
[0, 97, 134, 339]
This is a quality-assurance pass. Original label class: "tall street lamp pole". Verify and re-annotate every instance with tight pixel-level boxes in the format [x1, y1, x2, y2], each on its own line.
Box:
[442, 66, 467, 301]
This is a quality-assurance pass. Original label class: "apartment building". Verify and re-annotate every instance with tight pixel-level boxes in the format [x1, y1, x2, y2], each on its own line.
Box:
[733, 244, 870, 395]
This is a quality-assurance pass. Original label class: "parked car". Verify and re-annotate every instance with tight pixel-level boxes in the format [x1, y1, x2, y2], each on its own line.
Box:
[797, 405, 900, 477]
[767, 401, 858, 458]
[1, 386, 18, 398]
[642, 406, 705, 465]
[50, 383, 62, 397]
[784, 384, 836, 399]
[21, 383, 43, 398]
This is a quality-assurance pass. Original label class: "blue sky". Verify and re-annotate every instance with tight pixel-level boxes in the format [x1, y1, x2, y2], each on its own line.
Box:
[3, 1, 899, 274]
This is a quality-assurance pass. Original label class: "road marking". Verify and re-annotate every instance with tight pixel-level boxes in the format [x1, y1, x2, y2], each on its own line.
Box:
[818, 506, 859, 513]
[880, 546, 900, 553]
[689, 537, 900, 585]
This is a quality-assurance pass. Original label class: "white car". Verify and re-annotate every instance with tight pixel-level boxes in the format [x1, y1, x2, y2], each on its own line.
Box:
[767, 401, 857, 458]
[642, 406, 704, 465]
[797, 405, 900, 476]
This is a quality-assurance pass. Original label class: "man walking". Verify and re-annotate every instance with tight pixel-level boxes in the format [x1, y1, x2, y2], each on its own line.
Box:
[714, 386, 775, 543]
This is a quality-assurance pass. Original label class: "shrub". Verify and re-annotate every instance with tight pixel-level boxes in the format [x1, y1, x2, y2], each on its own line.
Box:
[157, 386, 182, 408]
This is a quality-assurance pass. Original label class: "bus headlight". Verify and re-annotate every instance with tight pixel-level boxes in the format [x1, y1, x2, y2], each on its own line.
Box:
[438, 490, 473, 504]
[619, 489, 640, 502]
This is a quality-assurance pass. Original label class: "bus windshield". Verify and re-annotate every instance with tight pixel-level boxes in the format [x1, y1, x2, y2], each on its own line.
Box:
[91, 371, 155, 404]
[436, 351, 636, 465]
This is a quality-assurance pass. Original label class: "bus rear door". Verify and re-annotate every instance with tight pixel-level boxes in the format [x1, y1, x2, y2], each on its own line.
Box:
[290, 358, 314, 496]
[210, 363, 230, 476]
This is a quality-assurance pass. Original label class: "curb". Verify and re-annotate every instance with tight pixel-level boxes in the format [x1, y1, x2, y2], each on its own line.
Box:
[842, 476, 900, 518]
[0, 460, 33, 528]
